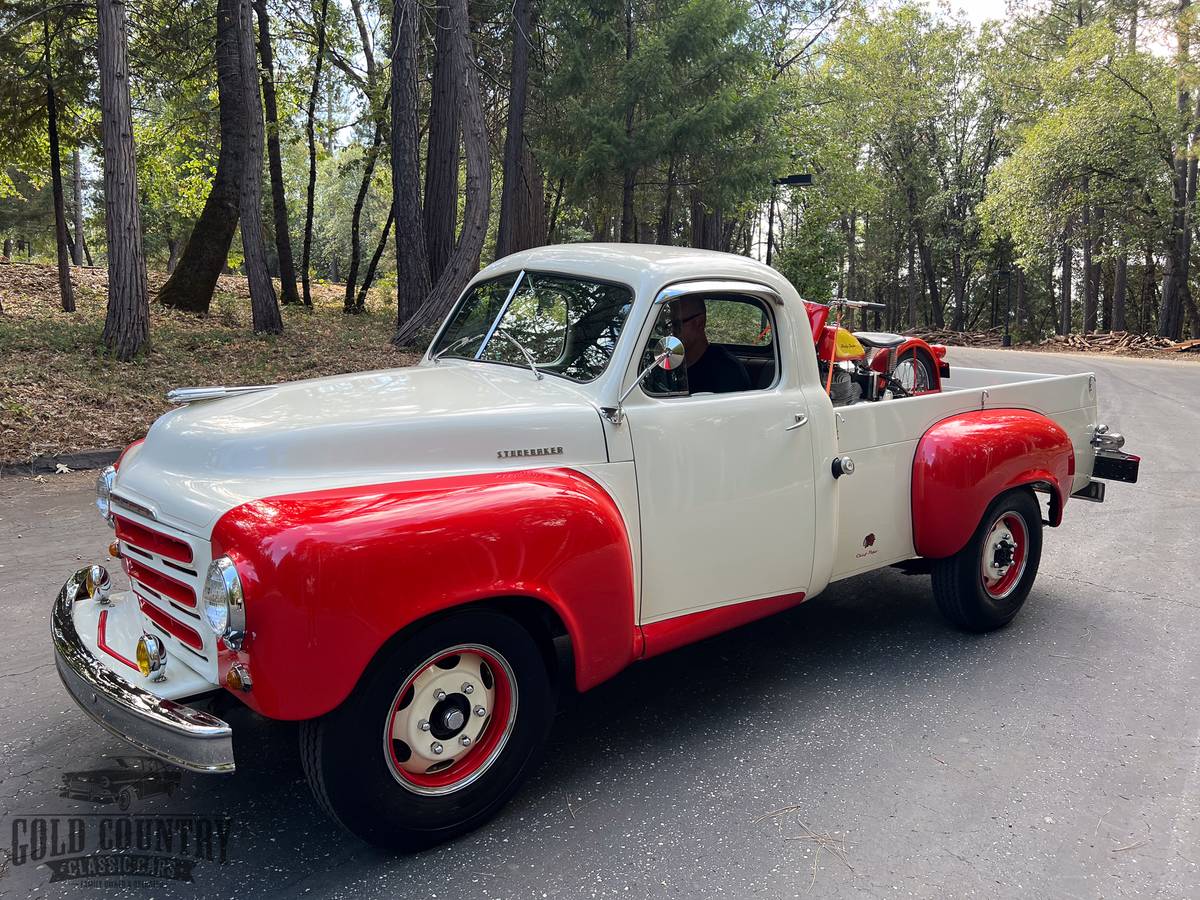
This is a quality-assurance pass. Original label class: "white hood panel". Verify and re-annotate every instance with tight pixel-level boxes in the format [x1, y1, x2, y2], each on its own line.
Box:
[115, 363, 608, 534]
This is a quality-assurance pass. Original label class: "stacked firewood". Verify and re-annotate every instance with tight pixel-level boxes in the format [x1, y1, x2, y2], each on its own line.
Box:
[910, 327, 1007, 347]
[1039, 332, 1194, 353]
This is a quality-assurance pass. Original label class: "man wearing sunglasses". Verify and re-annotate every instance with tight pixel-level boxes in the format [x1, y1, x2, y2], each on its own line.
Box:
[670, 297, 752, 394]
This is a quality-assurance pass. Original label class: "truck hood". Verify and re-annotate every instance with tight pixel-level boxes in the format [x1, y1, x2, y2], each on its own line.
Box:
[114, 362, 609, 535]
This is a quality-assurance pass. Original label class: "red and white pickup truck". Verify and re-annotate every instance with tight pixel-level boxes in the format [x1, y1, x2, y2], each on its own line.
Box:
[51, 245, 1138, 848]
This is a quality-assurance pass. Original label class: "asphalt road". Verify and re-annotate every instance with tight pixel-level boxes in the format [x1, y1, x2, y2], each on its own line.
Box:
[0, 347, 1197, 899]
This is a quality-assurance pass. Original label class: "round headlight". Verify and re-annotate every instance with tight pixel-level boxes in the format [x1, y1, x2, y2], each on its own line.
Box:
[203, 556, 245, 638]
[95, 466, 116, 524]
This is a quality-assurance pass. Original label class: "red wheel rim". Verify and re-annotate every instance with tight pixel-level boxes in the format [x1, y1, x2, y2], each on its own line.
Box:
[383, 644, 517, 796]
[980, 511, 1028, 600]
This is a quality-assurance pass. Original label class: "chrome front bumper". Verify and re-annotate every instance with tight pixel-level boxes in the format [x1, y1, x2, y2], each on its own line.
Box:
[51, 569, 236, 773]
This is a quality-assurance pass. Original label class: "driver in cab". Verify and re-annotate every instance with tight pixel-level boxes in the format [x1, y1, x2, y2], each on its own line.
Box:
[672, 297, 751, 394]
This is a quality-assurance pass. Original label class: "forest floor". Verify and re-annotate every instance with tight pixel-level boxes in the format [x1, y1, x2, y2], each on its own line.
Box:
[0, 262, 419, 464]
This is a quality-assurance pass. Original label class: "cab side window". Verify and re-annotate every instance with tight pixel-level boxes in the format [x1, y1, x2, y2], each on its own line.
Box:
[641, 295, 778, 397]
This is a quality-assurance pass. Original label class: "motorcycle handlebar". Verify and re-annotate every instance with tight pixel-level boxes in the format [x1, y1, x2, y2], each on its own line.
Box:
[836, 300, 887, 311]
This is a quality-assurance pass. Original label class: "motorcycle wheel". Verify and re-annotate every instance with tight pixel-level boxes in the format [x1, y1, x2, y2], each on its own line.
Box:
[892, 349, 935, 395]
[932, 488, 1043, 632]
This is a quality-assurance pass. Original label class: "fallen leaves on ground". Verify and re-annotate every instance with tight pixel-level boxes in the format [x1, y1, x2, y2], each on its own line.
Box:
[0, 263, 420, 463]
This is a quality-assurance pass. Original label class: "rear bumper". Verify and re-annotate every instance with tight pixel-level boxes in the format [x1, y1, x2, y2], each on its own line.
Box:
[51, 569, 235, 774]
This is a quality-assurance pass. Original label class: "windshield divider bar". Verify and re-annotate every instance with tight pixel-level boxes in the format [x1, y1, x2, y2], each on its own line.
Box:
[475, 269, 527, 360]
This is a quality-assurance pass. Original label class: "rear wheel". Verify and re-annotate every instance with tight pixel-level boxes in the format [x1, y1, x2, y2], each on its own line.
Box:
[892, 348, 936, 395]
[932, 489, 1043, 632]
[300, 609, 555, 849]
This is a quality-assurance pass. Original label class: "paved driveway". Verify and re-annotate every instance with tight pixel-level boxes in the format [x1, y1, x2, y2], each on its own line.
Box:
[0, 348, 1196, 897]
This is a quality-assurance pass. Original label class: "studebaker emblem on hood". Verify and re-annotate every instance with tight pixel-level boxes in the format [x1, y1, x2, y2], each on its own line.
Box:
[497, 446, 564, 459]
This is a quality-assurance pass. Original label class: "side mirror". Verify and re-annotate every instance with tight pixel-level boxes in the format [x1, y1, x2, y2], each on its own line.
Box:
[656, 335, 685, 371]
[602, 335, 687, 425]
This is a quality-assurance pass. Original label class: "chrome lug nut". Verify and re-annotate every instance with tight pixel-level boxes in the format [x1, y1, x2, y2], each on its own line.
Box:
[434, 689, 447, 701]
[461, 682, 474, 694]
[431, 742, 444, 755]
[474, 705, 486, 717]
[460, 735, 472, 747]
[419, 719, 431, 732]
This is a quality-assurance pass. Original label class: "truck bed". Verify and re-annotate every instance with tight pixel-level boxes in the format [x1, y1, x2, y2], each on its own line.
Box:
[828, 366, 1098, 581]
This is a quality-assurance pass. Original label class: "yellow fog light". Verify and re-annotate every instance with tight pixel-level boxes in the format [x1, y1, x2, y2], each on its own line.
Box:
[83, 565, 111, 605]
[135, 634, 167, 681]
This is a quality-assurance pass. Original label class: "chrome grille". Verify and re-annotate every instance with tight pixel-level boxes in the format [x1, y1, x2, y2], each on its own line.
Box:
[111, 500, 218, 683]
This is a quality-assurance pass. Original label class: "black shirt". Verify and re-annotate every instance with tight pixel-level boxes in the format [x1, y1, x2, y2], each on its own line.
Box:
[685, 344, 751, 394]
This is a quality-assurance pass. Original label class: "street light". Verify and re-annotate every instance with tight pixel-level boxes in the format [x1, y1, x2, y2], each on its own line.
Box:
[766, 173, 813, 267]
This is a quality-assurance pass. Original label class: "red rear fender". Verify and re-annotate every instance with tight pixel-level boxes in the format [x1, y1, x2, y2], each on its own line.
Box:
[912, 410, 1074, 559]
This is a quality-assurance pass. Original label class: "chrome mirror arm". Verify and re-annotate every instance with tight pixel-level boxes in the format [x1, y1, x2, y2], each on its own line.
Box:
[601, 352, 670, 425]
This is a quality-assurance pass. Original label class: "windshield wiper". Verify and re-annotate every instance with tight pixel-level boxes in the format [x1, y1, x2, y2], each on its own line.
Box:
[493, 329, 543, 381]
[432, 334, 479, 363]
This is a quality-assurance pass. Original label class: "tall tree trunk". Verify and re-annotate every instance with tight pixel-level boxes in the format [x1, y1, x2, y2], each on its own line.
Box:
[951, 250, 966, 330]
[546, 175, 564, 242]
[392, 0, 491, 346]
[906, 229, 918, 329]
[916, 230, 943, 328]
[496, 0, 544, 258]
[97, 0, 149, 359]
[167, 236, 180, 273]
[158, 0, 244, 313]
[690, 194, 722, 250]
[423, 0, 459, 281]
[71, 148, 85, 266]
[355, 208, 394, 309]
[392, 0, 432, 328]
[345, 122, 384, 313]
[344, 0, 384, 310]
[254, 0, 301, 306]
[619, 0, 636, 243]
[1113, 248, 1128, 331]
[1082, 204, 1097, 332]
[1161, 0, 1192, 339]
[1060, 237, 1073, 335]
[43, 14, 75, 312]
[234, 0, 281, 333]
[301, 0, 329, 308]
[656, 157, 676, 245]
[1015, 266, 1026, 328]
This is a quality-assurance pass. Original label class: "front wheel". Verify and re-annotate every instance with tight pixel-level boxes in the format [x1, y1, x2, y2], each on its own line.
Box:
[300, 609, 555, 849]
[932, 489, 1043, 632]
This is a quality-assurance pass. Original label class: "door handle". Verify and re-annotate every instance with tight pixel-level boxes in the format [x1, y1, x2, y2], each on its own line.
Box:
[785, 414, 809, 431]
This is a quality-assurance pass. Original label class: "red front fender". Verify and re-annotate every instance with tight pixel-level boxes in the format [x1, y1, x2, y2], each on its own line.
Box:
[211, 468, 636, 720]
[911, 409, 1075, 559]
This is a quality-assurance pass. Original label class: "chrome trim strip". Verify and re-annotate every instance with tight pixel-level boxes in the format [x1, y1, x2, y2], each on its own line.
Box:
[51, 569, 235, 774]
[653, 279, 784, 307]
[111, 493, 158, 522]
[166, 385, 270, 405]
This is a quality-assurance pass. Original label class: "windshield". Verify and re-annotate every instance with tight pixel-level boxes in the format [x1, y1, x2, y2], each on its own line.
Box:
[431, 271, 634, 383]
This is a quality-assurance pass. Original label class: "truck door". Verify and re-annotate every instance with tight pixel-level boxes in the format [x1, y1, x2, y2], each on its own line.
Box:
[621, 291, 818, 624]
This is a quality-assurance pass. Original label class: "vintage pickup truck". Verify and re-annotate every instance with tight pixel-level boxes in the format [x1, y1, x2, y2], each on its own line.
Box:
[51, 244, 1138, 848]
